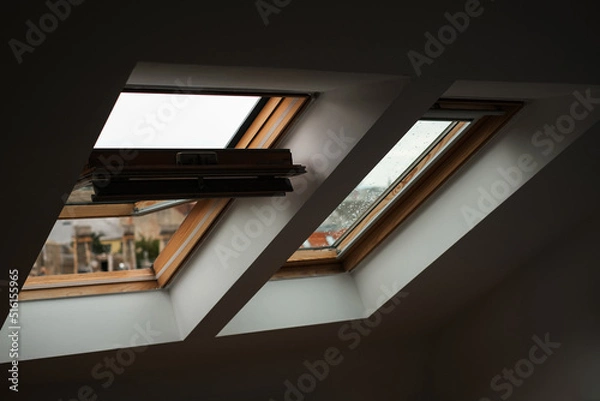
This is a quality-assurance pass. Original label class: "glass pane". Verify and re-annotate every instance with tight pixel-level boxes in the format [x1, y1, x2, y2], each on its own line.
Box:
[94, 93, 260, 149]
[133, 200, 192, 215]
[65, 184, 95, 204]
[63, 185, 189, 216]
[301, 120, 455, 249]
[29, 202, 196, 276]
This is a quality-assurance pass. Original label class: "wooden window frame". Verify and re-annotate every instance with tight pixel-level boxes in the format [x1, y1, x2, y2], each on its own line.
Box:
[22, 94, 309, 300]
[22, 98, 522, 299]
[274, 100, 523, 279]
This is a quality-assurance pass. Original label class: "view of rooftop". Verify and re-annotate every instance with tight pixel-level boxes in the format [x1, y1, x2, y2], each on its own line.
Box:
[31, 203, 194, 276]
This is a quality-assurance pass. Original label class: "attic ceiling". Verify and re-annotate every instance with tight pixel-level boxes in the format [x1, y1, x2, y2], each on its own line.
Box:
[3, 0, 600, 400]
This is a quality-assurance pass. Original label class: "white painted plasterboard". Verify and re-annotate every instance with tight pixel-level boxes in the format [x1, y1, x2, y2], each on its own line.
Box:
[218, 274, 364, 336]
[0, 290, 179, 362]
[167, 71, 409, 337]
[127, 62, 403, 93]
[218, 85, 600, 336]
[353, 89, 600, 312]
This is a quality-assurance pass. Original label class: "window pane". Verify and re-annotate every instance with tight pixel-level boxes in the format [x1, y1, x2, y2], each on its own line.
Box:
[65, 184, 95, 204]
[94, 93, 260, 149]
[30, 202, 195, 276]
[301, 120, 456, 249]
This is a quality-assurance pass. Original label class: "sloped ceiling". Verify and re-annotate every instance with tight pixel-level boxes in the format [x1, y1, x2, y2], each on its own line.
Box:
[12, 119, 600, 400]
[3, 0, 600, 400]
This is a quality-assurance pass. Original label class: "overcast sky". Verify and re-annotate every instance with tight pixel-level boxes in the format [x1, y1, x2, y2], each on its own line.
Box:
[94, 93, 259, 149]
[355, 120, 454, 189]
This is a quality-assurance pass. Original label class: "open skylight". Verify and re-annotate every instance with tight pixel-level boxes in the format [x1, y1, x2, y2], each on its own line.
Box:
[94, 93, 260, 149]
[23, 91, 309, 300]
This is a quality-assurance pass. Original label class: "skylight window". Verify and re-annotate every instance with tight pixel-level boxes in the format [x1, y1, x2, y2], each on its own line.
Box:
[302, 120, 466, 250]
[94, 93, 260, 149]
[23, 90, 309, 300]
[23, 92, 517, 299]
[277, 100, 522, 279]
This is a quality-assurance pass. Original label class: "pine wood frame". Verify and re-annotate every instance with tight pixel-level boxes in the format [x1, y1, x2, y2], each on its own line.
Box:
[21, 99, 521, 300]
[275, 100, 523, 278]
[22, 95, 309, 300]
